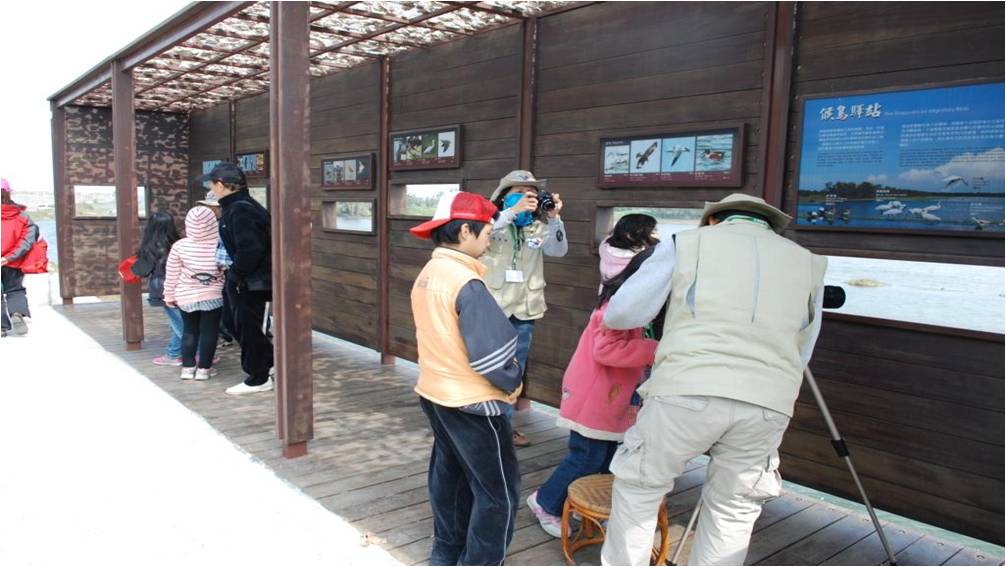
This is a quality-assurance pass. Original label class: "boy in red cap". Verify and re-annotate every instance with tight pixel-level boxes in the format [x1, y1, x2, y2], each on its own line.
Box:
[410, 190, 524, 565]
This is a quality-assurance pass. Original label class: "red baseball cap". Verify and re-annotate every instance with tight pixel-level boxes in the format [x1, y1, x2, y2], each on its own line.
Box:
[410, 191, 498, 239]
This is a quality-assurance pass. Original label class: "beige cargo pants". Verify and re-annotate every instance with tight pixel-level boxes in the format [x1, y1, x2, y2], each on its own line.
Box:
[600, 395, 789, 566]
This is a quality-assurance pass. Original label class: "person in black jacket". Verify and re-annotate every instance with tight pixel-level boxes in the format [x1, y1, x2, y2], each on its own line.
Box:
[198, 162, 274, 395]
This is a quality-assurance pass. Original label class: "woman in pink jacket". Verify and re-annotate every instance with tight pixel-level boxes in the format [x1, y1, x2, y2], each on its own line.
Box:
[527, 246, 660, 538]
[164, 206, 225, 381]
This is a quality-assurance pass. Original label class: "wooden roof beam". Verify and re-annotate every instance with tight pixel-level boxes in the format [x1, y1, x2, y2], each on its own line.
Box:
[442, 1, 526, 20]
[136, 1, 355, 97]
[340, 6, 475, 36]
[150, 52, 267, 72]
[310, 4, 466, 59]
[308, 23, 427, 49]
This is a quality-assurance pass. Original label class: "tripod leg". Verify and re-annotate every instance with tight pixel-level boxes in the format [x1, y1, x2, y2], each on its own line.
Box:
[804, 368, 898, 565]
[670, 499, 701, 565]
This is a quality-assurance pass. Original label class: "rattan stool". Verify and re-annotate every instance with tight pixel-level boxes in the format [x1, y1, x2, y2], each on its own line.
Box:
[561, 474, 670, 565]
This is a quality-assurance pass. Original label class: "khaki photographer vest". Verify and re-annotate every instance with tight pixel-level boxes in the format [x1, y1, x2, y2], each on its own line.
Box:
[483, 220, 550, 320]
[640, 221, 827, 416]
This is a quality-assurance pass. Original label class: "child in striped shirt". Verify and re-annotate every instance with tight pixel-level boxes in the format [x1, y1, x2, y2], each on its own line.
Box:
[164, 206, 225, 381]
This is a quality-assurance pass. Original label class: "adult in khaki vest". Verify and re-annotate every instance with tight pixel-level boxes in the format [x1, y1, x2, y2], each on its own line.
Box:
[484, 170, 568, 446]
[599, 194, 828, 566]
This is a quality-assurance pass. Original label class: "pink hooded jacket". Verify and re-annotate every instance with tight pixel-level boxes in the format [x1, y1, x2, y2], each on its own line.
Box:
[164, 206, 224, 307]
[556, 302, 658, 441]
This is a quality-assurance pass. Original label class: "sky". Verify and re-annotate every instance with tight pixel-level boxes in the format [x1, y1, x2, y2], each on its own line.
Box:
[0, 1, 190, 196]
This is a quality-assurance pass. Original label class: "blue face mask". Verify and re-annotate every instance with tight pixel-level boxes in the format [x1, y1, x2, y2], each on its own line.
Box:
[503, 192, 534, 228]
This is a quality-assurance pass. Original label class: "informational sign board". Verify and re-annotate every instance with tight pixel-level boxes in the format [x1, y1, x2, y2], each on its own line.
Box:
[235, 150, 268, 178]
[390, 125, 462, 170]
[598, 125, 744, 187]
[795, 82, 1005, 233]
[322, 154, 374, 190]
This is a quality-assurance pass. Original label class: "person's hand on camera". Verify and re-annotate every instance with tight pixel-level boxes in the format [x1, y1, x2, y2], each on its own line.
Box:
[508, 192, 538, 215]
[547, 192, 563, 219]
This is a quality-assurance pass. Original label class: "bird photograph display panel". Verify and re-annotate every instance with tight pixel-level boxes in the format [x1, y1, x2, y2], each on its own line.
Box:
[598, 126, 744, 187]
[322, 155, 374, 190]
[661, 136, 695, 173]
[629, 139, 661, 174]
[390, 126, 463, 171]
[603, 145, 630, 175]
[438, 130, 456, 158]
[694, 134, 734, 172]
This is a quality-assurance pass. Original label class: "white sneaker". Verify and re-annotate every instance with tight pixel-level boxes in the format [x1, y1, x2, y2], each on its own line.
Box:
[527, 491, 563, 538]
[194, 367, 218, 381]
[180, 367, 196, 380]
[10, 313, 28, 336]
[225, 376, 274, 395]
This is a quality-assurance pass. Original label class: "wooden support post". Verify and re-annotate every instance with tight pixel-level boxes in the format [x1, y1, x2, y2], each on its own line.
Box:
[229, 99, 237, 161]
[50, 102, 74, 303]
[270, 1, 313, 457]
[377, 56, 393, 364]
[518, 16, 539, 170]
[516, 18, 539, 404]
[760, 2, 796, 209]
[111, 60, 143, 349]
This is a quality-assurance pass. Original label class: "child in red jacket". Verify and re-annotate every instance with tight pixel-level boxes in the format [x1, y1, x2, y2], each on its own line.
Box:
[1, 178, 40, 337]
[527, 247, 659, 537]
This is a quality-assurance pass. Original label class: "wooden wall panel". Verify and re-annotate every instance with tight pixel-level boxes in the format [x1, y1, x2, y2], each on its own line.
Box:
[786, 315, 1004, 543]
[308, 64, 381, 350]
[783, 1, 1005, 265]
[64, 105, 189, 297]
[187, 103, 230, 204]
[528, 1, 773, 403]
[766, 4, 1006, 540]
[385, 24, 524, 360]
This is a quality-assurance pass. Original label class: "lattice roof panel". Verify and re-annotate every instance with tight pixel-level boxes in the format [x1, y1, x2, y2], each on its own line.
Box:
[68, 1, 583, 112]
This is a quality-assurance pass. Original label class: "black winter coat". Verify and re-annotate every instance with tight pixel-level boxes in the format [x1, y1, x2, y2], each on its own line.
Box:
[218, 190, 272, 291]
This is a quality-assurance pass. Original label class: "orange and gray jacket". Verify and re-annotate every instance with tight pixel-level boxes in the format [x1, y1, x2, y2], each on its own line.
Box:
[411, 247, 523, 415]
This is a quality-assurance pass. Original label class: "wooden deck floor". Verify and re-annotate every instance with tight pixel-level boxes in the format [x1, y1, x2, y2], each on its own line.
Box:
[54, 302, 1004, 566]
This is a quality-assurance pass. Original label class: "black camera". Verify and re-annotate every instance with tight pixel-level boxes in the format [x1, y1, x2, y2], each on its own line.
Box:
[537, 190, 557, 213]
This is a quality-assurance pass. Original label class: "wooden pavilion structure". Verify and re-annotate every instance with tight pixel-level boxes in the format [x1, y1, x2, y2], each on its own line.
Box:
[48, 1, 1004, 546]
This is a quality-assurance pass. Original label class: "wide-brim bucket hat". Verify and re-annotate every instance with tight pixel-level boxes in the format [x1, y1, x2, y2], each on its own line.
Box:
[490, 170, 548, 203]
[699, 193, 792, 234]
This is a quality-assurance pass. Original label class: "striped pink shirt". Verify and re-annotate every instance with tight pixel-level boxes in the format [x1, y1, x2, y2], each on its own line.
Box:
[164, 206, 225, 307]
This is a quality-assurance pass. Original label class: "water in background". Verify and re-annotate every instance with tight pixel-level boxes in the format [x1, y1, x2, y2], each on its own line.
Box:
[824, 256, 1004, 333]
[36, 219, 58, 265]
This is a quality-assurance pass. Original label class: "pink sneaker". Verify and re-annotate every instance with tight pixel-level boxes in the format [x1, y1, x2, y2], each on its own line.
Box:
[527, 491, 563, 538]
[153, 355, 183, 367]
